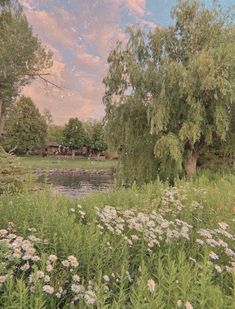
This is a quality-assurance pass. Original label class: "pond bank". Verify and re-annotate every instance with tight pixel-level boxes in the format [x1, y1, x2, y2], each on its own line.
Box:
[33, 168, 113, 176]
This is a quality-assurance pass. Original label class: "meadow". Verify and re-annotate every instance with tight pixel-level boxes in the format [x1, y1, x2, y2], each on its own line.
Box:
[0, 172, 234, 308]
[19, 156, 116, 171]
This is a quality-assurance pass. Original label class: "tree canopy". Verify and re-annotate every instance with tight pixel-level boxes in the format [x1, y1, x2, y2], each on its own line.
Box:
[0, 0, 52, 134]
[83, 121, 107, 152]
[3, 96, 47, 153]
[103, 0, 235, 183]
[63, 118, 89, 149]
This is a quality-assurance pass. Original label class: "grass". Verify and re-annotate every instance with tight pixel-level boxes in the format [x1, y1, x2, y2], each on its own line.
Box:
[18, 155, 117, 171]
[0, 172, 234, 308]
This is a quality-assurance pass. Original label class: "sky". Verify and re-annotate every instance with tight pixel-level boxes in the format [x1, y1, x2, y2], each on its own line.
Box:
[19, 0, 234, 125]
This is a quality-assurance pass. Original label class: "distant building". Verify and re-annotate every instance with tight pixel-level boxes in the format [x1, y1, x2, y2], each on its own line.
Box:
[46, 142, 60, 155]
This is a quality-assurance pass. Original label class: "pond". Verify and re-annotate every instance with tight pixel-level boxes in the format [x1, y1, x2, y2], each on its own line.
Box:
[38, 171, 113, 198]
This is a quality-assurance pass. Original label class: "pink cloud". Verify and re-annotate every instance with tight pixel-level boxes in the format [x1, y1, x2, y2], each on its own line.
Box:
[19, 0, 150, 124]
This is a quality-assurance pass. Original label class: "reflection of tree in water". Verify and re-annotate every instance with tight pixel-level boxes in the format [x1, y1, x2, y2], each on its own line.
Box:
[38, 173, 112, 197]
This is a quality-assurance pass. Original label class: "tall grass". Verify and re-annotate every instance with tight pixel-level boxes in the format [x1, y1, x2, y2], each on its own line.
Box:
[0, 173, 234, 308]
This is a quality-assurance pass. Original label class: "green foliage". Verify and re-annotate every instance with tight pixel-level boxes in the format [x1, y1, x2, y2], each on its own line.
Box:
[0, 173, 235, 307]
[103, 0, 235, 183]
[0, 146, 29, 194]
[3, 96, 47, 153]
[105, 99, 159, 185]
[47, 124, 64, 144]
[89, 121, 107, 152]
[62, 118, 89, 149]
[0, 0, 52, 111]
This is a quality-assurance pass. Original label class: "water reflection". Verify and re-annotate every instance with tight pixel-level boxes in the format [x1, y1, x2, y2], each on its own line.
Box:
[38, 172, 113, 197]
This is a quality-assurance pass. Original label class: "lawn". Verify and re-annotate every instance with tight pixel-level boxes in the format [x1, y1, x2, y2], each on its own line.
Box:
[18, 155, 117, 170]
[0, 172, 234, 308]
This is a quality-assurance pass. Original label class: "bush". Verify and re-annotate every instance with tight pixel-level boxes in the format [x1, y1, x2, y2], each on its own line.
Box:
[0, 146, 30, 194]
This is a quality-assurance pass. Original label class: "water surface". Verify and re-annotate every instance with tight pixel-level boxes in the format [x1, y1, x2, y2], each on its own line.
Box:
[38, 172, 113, 197]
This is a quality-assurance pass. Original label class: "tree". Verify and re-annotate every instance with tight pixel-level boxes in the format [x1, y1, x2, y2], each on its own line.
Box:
[103, 0, 235, 182]
[83, 121, 107, 152]
[3, 96, 47, 153]
[63, 118, 88, 149]
[0, 0, 53, 135]
[47, 125, 64, 145]
[42, 108, 53, 127]
[0, 145, 29, 194]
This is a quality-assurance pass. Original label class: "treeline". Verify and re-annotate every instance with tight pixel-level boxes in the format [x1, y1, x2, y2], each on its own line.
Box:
[1, 96, 107, 154]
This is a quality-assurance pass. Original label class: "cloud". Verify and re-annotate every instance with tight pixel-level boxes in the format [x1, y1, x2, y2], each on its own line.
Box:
[19, 0, 151, 124]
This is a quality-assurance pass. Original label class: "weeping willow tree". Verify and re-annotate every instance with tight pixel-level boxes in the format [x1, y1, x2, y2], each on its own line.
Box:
[103, 0, 235, 184]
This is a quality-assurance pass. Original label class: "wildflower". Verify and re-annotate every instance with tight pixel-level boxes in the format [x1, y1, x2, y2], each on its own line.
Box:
[44, 275, 50, 283]
[225, 248, 235, 257]
[72, 275, 80, 282]
[30, 286, 35, 293]
[46, 264, 53, 272]
[31, 255, 41, 262]
[43, 285, 54, 294]
[68, 256, 79, 267]
[103, 275, 110, 282]
[0, 276, 6, 284]
[62, 260, 70, 267]
[214, 265, 222, 273]
[84, 290, 96, 305]
[0, 229, 8, 237]
[70, 208, 75, 213]
[189, 257, 196, 264]
[36, 270, 44, 279]
[20, 263, 30, 271]
[218, 222, 229, 230]
[177, 299, 183, 307]
[13, 249, 22, 259]
[185, 302, 193, 309]
[209, 251, 219, 260]
[147, 279, 156, 293]
[71, 284, 82, 294]
[48, 255, 57, 263]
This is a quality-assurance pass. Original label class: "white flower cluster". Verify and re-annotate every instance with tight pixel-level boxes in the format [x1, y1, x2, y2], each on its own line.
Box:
[0, 227, 97, 306]
[96, 205, 193, 249]
[196, 223, 235, 272]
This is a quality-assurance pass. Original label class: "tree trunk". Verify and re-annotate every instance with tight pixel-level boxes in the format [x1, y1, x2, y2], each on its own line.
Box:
[0, 98, 4, 137]
[185, 150, 198, 180]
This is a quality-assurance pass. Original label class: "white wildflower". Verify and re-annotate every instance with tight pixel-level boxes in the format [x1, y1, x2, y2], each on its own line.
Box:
[48, 255, 57, 263]
[84, 290, 96, 305]
[44, 275, 50, 283]
[72, 275, 80, 282]
[218, 222, 229, 230]
[31, 255, 41, 262]
[62, 260, 70, 267]
[214, 265, 222, 273]
[46, 264, 53, 272]
[177, 299, 183, 307]
[209, 251, 219, 260]
[20, 263, 30, 271]
[147, 279, 156, 293]
[0, 276, 6, 284]
[36, 270, 44, 279]
[185, 302, 193, 309]
[103, 275, 110, 282]
[71, 284, 82, 294]
[43, 285, 54, 294]
[68, 256, 79, 267]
